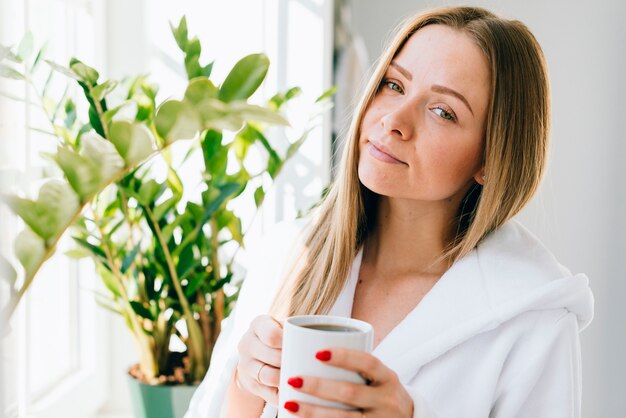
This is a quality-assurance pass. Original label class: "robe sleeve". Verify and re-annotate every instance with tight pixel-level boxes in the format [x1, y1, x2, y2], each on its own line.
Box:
[490, 310, 582, 418]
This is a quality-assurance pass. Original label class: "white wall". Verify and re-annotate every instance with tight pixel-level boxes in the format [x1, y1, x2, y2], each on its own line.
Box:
[350, 0, 626, 416]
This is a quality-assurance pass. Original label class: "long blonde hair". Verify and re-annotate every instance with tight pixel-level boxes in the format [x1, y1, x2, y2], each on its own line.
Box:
[269, 6, 550, 318]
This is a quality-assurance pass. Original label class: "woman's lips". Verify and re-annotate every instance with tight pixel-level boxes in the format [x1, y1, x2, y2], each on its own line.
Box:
[366, 142, 406, 165]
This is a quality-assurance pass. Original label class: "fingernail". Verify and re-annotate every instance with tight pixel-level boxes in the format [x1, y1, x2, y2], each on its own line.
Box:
[284, 401, 299, 412]
[287, 377, 303, 388]
[315, 350, 331, 361]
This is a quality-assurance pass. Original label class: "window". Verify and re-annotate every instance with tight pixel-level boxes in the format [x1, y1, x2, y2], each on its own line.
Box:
[2, 0, 333, 416]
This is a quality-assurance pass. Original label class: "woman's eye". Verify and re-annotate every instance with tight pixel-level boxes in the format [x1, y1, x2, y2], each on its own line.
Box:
[432, 106, 457, 122]
[383, 80, 403, 93]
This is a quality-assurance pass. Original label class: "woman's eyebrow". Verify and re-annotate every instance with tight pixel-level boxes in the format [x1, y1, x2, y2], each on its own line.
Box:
[389, 61, 474, 116]
[431, 84, 474, 115]
[390, 60, 412, 80]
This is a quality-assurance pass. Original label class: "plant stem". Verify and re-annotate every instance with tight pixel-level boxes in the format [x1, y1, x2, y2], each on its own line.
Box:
[144, 205, 206, 380]
[92, 205, 158, 380]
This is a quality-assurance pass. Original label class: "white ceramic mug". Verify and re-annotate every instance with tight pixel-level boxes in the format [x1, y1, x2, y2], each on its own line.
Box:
[278, 315, 374, 417]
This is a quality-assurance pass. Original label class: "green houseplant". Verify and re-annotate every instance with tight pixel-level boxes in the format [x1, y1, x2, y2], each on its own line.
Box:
[0, 17, 332, 417]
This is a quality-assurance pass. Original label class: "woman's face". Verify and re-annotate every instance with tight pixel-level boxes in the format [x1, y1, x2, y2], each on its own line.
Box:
[358, 24, 490, 204]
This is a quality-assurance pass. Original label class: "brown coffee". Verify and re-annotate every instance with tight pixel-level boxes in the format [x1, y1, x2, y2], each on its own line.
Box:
[301, 324, 362, 332]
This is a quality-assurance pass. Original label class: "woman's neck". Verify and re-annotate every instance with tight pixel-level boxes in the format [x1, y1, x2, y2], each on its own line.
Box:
[363, 196, 459, 277]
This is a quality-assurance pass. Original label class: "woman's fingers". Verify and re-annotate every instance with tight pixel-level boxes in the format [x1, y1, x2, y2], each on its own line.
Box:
[282, 400, 362, 418]
[239, 329, 282, 368]
[287, 375, 376, 409]
[314, 348, 391, 384]
[235, 314, 285, 406]
[252, 314, 284, 349]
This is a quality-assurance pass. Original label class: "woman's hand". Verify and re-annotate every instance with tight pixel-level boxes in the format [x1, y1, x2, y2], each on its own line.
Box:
[235, 314, 284, 407]
[282, 347, 414, 417]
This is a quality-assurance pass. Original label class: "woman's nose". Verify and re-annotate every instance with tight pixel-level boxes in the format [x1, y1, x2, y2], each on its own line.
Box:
[379, 102, 416, 140]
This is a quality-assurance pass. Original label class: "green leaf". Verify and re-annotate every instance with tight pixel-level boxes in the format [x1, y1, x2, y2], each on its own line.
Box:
[17, 32, 33, 63]
[0, 45, 20, 63]
[184, 272, 206, 298]
[170, 16, 188, 51]
[6, 180, 79, 240]
[196, 98, 245, 132]
[202, 61, 214, 78]
[137, 179, 162, 206]
[153, 195, 179, 222]
[80, 132, 125, 184]
[229, 101, 290, 126]
[200, 182, 241, 225]
[91, 80, 118, 102]
[53, 147, 100, 199]
[0, 254, 18, 288]
[108, 120, 154, 165]
[69, 57, 99, 85]
[218, 53, 269, 102]
[254, 186, 265, 208]
[65, 248, 91, 259]
[166, 166, 183, 198]
[0, 64, 24, 80]
[130, 301, 154, 320]
[15, 228, 46, 276]
[31, 46, 45, 72]
[64, 99, 77, 128]
[121, 244, 141, 274]
[97, 263, 122, 298]
[315, 85, 337, 103]
[45, 60, 80, 80]
[227, 215, 243, 246]
[154, 99, 201, 143]
[73, 237, 108, 262]
[95, 295, 122, 315]
[199, 129, 228, 180]
[184, 78, 218, 104]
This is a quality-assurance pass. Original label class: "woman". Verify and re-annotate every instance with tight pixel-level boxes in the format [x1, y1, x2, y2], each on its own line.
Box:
[186, 6, 594, 418]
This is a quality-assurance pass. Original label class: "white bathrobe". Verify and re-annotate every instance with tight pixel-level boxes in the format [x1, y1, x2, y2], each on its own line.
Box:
[185, 217, 594, 418]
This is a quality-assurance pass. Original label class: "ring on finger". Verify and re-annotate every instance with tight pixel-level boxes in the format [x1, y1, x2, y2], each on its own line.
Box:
[256, 362, 267, 385]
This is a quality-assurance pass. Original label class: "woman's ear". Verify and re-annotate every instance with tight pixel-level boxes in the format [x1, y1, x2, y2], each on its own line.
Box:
[473, 167, 485, 186]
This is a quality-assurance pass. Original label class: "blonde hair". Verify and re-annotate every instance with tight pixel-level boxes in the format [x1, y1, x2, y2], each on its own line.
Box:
[269, 6, 550, 318]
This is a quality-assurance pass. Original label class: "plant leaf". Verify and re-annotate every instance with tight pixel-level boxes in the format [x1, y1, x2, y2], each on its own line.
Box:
[91, 80, 118, 102]
[254, 186, 265, 208]
[15, 228, 46, 276]
[229, 101, 289, 126]
[17, 32, 33, 63]
[108, 120, 154, 165]
[53, 146, 101, 199]
[184, 78, 218, 104]
[121, 244, 141, 274]
[218, 53, 269, 102]
[0, 45, 20, 63]
[69, 57, 99, 85]
[6, 180, 79, 240]
[80, 132, 125, 184]
[315, 85, 337, 103]
[137, 179, 162, 206]
[154, 99, 201, 143]
[0, 64, 24, 80]
[45, 60, 80, 80]
[170, 16, 188, 51]
[96, 263, 122, 299]
[0, 254, 18, 289]
[130, 300, 154, 320]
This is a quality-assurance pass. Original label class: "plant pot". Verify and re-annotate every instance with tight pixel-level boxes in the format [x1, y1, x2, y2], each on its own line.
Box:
[127, 374, 198, 418]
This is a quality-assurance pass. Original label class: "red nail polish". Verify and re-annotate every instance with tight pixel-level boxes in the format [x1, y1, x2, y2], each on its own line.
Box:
[315, 350, 332, 361]
[288, 377, 303, 388]
[284, 401, 299, 412]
